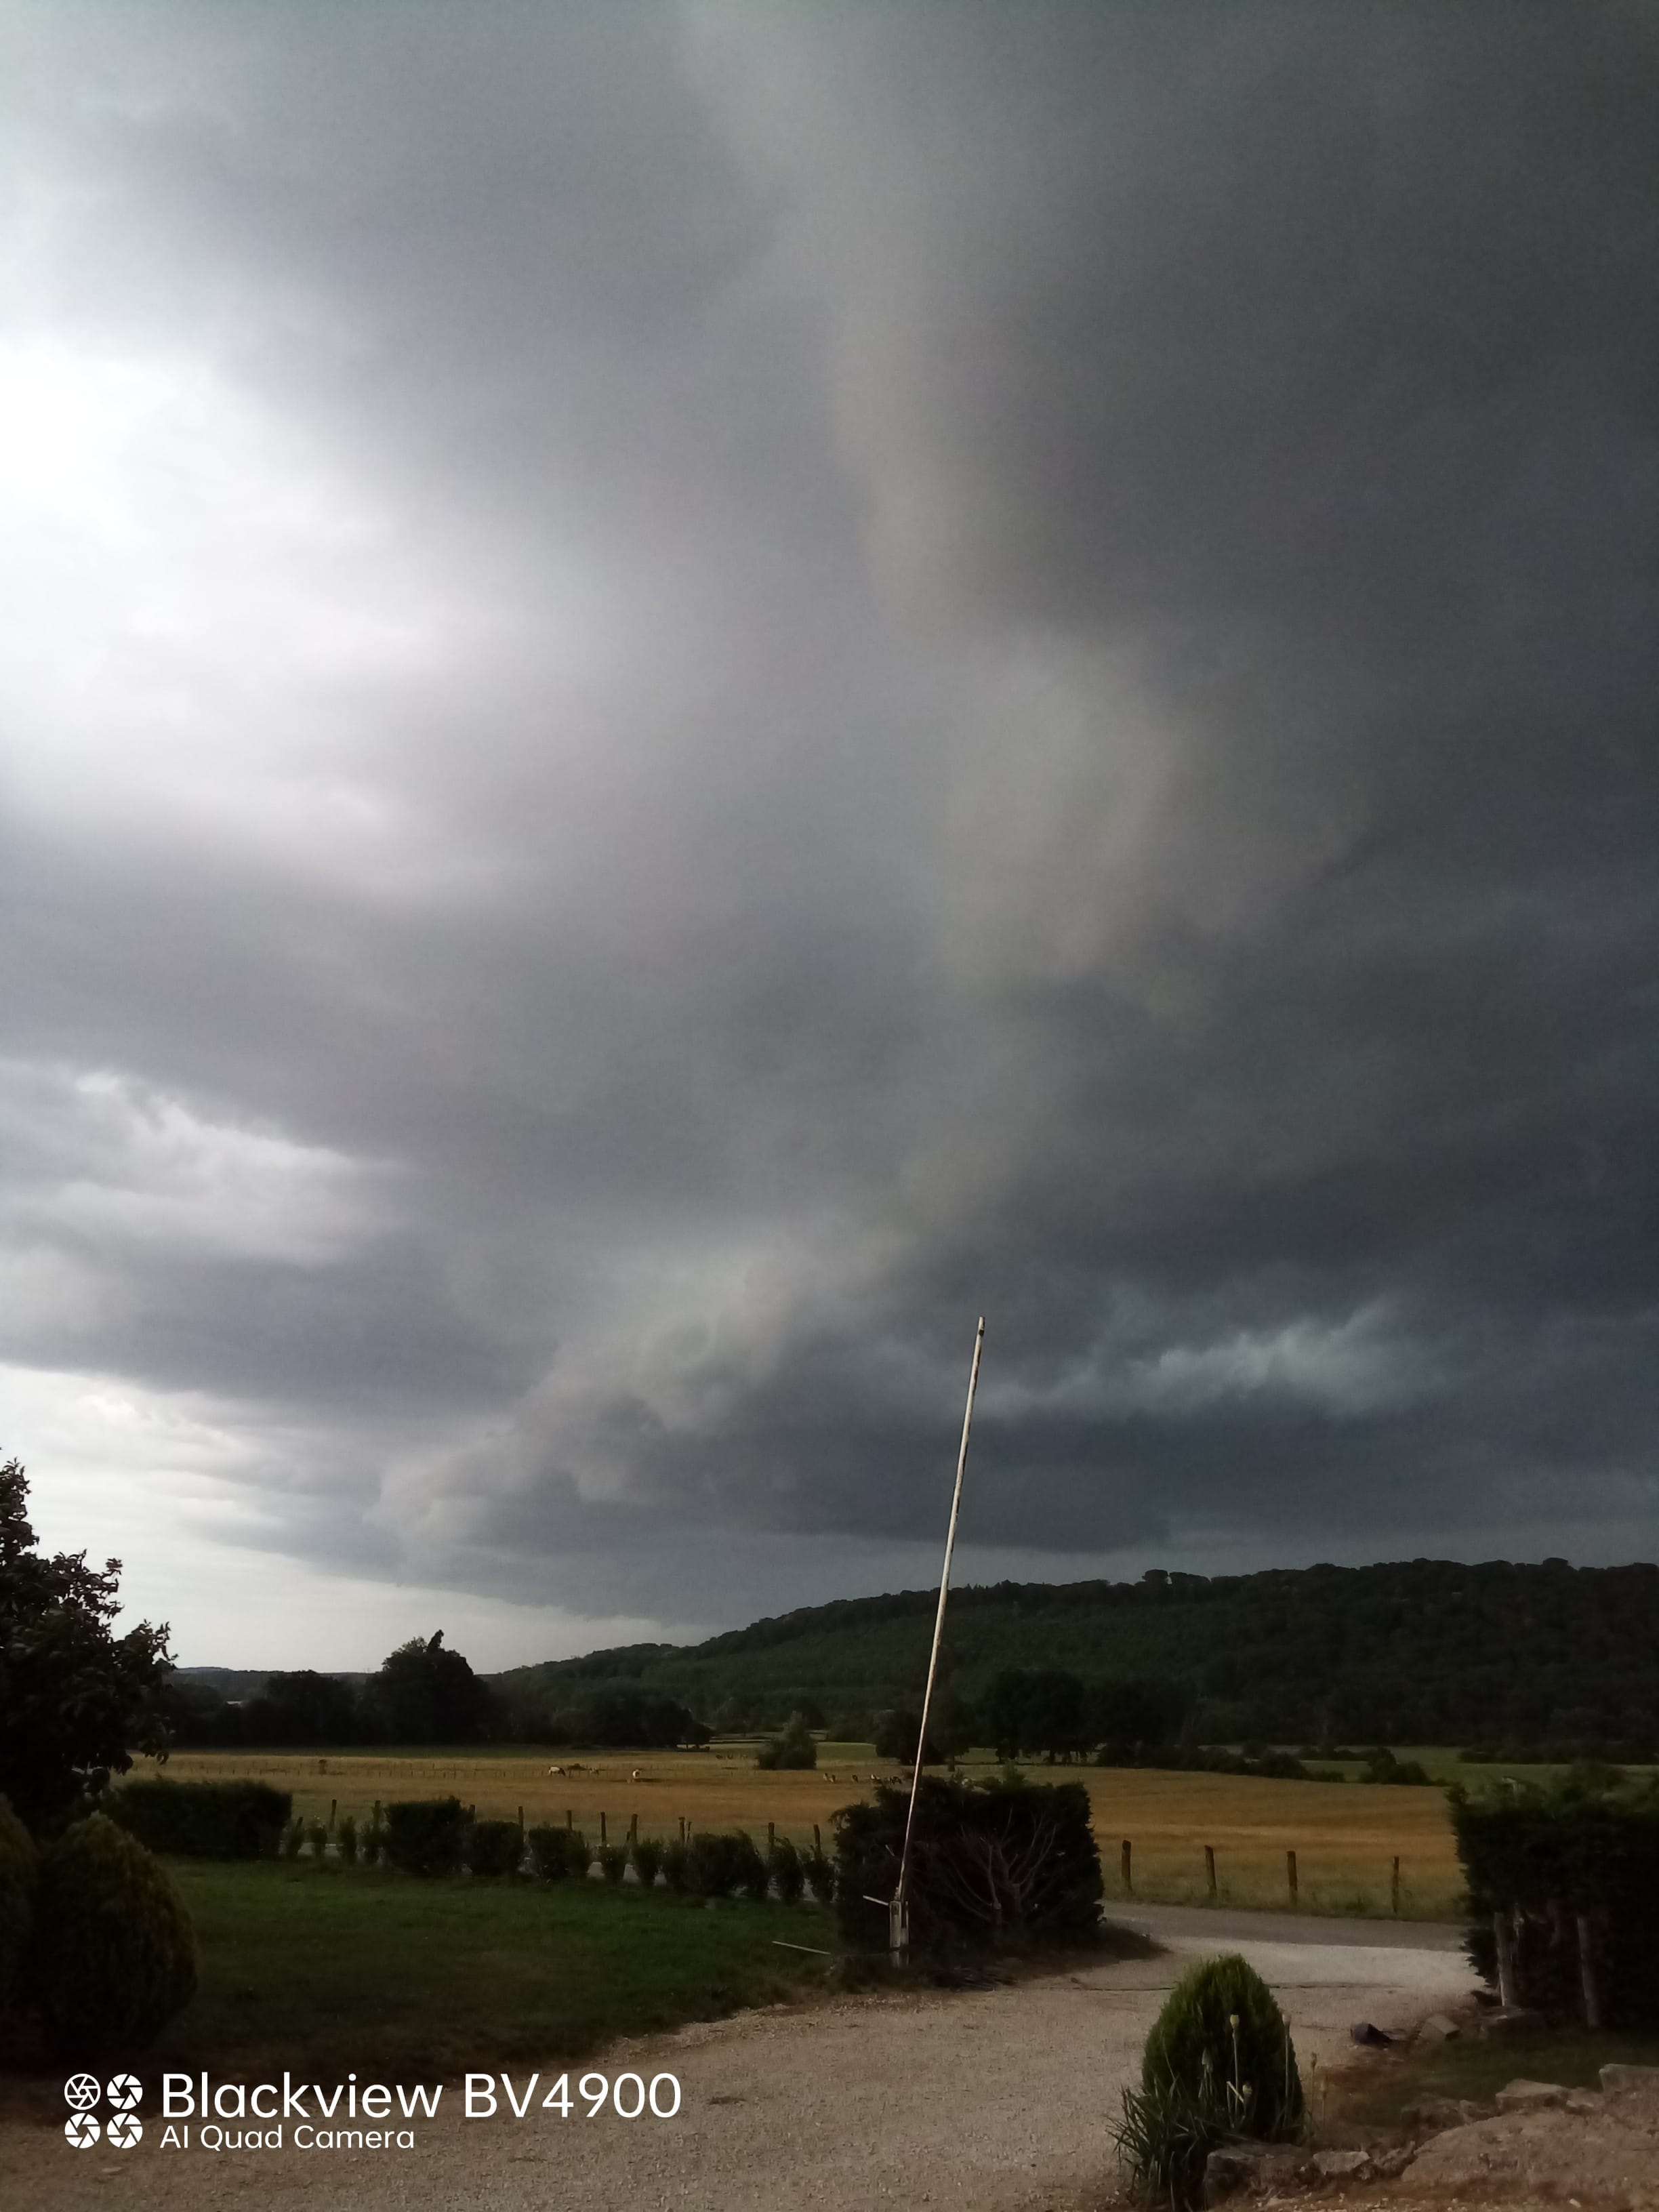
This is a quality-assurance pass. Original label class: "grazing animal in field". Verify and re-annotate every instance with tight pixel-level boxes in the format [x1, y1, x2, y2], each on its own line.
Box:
[630, 1768, 644, 1782]
[546, 1764, 565, 1776]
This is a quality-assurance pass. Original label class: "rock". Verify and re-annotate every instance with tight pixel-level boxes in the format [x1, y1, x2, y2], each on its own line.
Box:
[1202, 2144, 1308, 2203]
[1311, 2148, 1372, 2179]
[1414, 2011, 1462, 2043]
[1494, 2078, 1572, 2113]
[1368, 2144, 1418, 2179]
[1401, 2094, 1490, 2137]
[1481, 2005, 1545, 2037]
[1349, 2020, 1393, 2046]
[1600, 2062, 1659, 2097]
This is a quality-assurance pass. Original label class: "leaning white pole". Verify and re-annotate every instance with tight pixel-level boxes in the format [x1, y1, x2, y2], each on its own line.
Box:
[892, 1315, 985, 1959]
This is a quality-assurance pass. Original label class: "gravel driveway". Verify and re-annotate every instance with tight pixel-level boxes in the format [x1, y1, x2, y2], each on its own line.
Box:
[3, 1908, 1475, 2212]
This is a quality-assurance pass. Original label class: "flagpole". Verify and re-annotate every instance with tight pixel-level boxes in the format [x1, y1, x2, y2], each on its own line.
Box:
[890, 1315, 985, 1961]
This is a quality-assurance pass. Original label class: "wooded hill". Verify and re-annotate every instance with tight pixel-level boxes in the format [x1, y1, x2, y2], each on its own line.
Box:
[489, 1560, 1659, 1753]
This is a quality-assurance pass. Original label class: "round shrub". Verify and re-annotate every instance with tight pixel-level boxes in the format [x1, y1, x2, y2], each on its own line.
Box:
[660, 1839, 689, 1891]
[279, 1817, 304, 1860]
[28, 1814, 196, 2058]
[804, 1848, 836, 1906]
[632, 1837, 664, 1887]
[1142, 1954, 1303, 2142]
[383, 1797, 468, 1877]
[466, 1820, 523, 1878]
[336, 1814, 358, 1866]
[596, 1842, 628, 1885]
[0, 1795, 39, 2011]
[525, 1824, 587, 1879]
[304, 1820, 329, 1861]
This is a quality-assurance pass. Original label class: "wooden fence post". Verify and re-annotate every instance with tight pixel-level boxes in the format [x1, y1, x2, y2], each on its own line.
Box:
[518, 1805, 524, 1833]
[566, 1807, 573, 1830]
[1121, 1839, 1133, 1894]
[600, 1811, 607, 1845]
[679, 1816, 686, 1843]
[329, 1799, 337, 1830]
[767, 1822, 775, 1855]
[813, 1824, 821, 1854]
[1286, 1849, 1298, 1906]
[1205, 1845, 1216, 1897]
[1391, 1857, 1401, 1916]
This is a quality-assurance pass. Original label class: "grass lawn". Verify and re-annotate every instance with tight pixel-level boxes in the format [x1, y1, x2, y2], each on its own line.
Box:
[144, 1860, 832, 2077]
[1328, 2027, 1659, 2139]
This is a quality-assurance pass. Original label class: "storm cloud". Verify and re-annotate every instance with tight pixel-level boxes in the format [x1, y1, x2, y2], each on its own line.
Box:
[1, 3, 1654, 1658]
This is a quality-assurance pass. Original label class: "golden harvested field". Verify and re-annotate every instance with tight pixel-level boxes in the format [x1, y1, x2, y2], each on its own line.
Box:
[131, 1746, 1465, 1919]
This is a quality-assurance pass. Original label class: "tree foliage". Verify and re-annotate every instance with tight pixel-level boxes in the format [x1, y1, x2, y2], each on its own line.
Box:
[360, 1633, 501, 1744]
[0, 1459, 173, 1830]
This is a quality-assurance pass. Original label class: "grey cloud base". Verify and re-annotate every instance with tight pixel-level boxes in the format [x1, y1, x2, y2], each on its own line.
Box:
[0, 3, 1654, 1637]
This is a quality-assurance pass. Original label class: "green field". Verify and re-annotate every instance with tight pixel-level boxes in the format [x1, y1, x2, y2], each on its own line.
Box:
[140, 1860, 830, 2077]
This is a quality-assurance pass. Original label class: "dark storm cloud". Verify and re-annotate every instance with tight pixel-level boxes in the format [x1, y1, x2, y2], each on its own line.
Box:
[1, 3, 1654, 1637]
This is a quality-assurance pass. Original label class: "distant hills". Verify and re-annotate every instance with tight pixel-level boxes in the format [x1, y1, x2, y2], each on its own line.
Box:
[489, 1559, 1659, 1751]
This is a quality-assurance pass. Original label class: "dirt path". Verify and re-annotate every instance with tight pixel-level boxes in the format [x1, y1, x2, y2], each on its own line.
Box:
[2, 1910, 1475, 2212]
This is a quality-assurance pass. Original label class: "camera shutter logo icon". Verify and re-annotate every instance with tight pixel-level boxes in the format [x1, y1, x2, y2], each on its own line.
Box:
[107, 2112, 143, 2149]
[63, 2074, 101, 2111]
[64, 2114, 101, 2148]
[106, 2074, 142, 2111]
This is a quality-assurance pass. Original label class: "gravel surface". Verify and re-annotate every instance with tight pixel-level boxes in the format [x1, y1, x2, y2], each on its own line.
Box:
[2, 1908, 1476, 2212]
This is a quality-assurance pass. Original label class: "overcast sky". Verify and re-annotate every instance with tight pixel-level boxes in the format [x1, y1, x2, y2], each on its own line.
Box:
[2, 3, 1654, 1669]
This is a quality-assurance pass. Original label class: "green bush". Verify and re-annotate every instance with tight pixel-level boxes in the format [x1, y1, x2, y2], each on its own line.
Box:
[768, 1836, 804, 1904]
[466, 1820, 523, 1877]
[755, 1713, 817, 1770]
[279, 1817, 304, 1860]
[660, 1839, 689, 1891]
[834, 1775, 1101, 1955]
[1454, 1771, 1659, 2026]
[335, 1814, 358, 1866]
[304, 1820, 329, 1860]
[28, 1813, 196, 2057]
[525, 1824, 587, 1880]
[804, 1847, 836, 1906]
[109, 1779, 292, 1860]
[596, 1843, 628, 1885]
[0, 1794, 38, 2013]
[632, 1837, 663, 1887]
[685, 1830, 767, 1899]
[1141, 1956, 1303, 2142]
[383, 1797, 468, 1877]
[361, 1807, 387, 1866]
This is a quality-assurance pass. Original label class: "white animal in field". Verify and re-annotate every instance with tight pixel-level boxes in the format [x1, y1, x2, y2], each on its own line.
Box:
[546, 1764, 565, 1776]
[630, 1769, 643, 1782]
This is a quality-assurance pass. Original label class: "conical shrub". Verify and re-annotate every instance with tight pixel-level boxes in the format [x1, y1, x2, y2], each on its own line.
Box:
[1141, 1954, 1303, 2141]
[29, 1813, 197, 2057]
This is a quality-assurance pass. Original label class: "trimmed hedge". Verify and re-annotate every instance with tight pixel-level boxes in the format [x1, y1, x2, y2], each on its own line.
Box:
[685, 1830, 768, 1899]
[834, 1774, 1101, 1955]
[525, 1824, 588, 1880]
[1453, 1773, 1659, 2027]
[466, 1820, 523, 1877]
[109, 1779, 292, 1860]
[383, 1797, 469, 1877]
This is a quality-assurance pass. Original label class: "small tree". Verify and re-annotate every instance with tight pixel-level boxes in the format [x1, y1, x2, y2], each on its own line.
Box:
[0, 1459, 173, 1829]
[756, 1713, 817, 1770]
